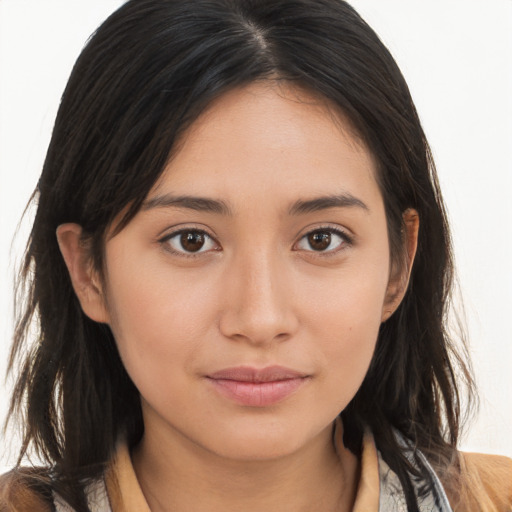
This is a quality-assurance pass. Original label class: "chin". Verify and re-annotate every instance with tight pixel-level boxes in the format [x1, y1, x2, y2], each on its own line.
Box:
[199, 418, 316, 462]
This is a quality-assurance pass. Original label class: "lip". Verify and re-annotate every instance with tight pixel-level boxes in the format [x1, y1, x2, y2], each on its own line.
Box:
[206, 366, 310, 407]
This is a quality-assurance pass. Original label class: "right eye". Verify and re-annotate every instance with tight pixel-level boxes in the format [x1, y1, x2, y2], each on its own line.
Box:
[160, 229, 218, 255]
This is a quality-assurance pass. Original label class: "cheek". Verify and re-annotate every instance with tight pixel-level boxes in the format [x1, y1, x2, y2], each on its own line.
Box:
[298, 258, 389, 398]
[103, 254, 220, 383]
[307, 310, 380, 417]
[317, 296, 382, 383]
[301, 252, 390, 331]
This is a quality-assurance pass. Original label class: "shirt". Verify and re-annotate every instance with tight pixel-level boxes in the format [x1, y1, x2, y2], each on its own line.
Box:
[53, 421, 453, 512]
[2, 421, 511, 511]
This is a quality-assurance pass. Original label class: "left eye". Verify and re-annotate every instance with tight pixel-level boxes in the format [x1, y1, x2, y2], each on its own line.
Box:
[163, 230, 217, 254]
[296, 229, 347, 252]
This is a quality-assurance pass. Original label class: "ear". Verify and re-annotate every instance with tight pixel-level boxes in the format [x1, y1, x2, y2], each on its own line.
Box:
[381, 209, 419, 322]
[56, 223, 110, 324]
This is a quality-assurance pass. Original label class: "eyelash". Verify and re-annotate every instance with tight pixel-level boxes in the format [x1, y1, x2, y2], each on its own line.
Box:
[158, 225, 353, 258]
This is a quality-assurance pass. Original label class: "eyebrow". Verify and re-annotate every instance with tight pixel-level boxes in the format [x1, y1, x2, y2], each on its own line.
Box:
[142, 192, 369, 216]
[288, 194, 369, 215]
[142, 194, 232, 215]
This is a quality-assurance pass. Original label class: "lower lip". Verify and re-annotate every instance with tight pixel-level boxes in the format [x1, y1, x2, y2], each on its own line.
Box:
[207, 377, 308, 406]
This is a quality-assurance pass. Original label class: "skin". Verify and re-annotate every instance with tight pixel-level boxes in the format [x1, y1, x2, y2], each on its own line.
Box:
[57, 81, 418, 512]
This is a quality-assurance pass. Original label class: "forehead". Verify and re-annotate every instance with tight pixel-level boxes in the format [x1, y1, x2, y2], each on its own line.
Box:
[148, 81, 380, 211]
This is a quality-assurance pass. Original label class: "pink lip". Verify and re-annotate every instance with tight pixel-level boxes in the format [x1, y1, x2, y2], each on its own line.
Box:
[206, 366, 310, 407]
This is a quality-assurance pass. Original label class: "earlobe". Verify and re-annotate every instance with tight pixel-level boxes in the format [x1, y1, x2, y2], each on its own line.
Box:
[381, 209, 419, 322]
[56, 223, 110, 324]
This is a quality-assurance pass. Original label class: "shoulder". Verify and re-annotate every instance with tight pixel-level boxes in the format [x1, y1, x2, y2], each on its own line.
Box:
[0, 469, 53, 512]
[459, 452, 512, 510]
[443, 452, 512, 512]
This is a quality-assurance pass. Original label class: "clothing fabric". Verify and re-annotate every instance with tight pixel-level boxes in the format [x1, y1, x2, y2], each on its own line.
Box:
[2, 424, 512, 511]
[46, 426, 471, 512]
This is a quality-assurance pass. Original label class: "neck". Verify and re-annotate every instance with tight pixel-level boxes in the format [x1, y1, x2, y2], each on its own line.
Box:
[132, 419, 359, 512]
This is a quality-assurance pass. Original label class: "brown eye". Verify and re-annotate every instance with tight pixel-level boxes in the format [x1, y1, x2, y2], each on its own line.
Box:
[180, 231, 206, 252]
[307, 231, 331, 251]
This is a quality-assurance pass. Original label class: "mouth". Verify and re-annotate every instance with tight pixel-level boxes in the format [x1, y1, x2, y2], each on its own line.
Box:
[206, 366, 311, 407]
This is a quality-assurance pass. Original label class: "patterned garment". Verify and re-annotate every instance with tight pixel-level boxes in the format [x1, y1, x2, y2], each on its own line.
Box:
[53, 479, 108, 512]
[377, 447, 452, 511]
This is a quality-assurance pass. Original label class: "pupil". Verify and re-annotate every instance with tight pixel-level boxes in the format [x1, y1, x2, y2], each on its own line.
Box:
[181, 232, 205, 252]
[308, 232, 331, 251]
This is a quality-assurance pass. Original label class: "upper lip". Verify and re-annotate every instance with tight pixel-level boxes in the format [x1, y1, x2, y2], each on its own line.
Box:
[207, 365, 309, 383]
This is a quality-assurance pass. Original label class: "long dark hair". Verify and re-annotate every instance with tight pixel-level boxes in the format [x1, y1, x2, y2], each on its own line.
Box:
[7, 0, 474, 510]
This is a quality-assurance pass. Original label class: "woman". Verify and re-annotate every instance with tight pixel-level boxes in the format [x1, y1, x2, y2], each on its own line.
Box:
[1, 0, 511, 511]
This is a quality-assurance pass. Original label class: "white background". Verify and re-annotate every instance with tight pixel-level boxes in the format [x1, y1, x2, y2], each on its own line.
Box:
[1, 0, 511, 471]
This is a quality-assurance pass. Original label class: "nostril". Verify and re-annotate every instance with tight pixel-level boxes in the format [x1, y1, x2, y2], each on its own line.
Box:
[218, 308, 297, 346]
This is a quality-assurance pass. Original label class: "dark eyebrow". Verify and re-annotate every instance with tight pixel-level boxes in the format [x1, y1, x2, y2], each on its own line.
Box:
[288, 194, 369, 215]
[142, 194, 232, 215]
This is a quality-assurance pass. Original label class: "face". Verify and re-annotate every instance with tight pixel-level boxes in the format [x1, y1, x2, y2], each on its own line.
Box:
[78, 82, 404, 460]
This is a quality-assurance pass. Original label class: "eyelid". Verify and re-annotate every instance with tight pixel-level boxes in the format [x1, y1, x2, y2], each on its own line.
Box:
[156, 222, 215, 239]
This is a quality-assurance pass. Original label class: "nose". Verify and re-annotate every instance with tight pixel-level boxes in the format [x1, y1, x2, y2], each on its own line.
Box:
[218, 249, 299, 346]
